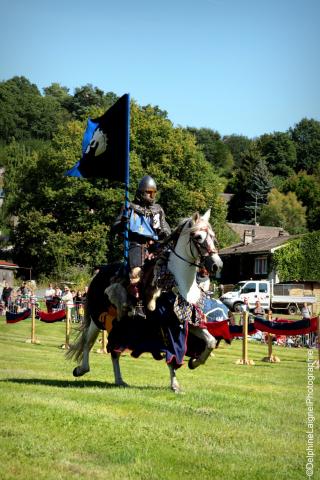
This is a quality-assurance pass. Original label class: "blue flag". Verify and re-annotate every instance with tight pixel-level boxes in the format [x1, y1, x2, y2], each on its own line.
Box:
[66, 94, 129, 182]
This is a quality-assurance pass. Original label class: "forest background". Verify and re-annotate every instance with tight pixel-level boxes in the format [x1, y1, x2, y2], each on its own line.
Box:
[0, 76, 319, 284]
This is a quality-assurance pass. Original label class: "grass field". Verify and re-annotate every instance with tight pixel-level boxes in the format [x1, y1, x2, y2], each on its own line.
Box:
[0, 318, 319, 480]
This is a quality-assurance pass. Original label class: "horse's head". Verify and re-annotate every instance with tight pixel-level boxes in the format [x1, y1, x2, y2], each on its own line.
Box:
[187, 209, 223, 275]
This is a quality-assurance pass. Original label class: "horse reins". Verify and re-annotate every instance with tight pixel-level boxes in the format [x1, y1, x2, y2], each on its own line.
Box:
[170, 246, 204, 268]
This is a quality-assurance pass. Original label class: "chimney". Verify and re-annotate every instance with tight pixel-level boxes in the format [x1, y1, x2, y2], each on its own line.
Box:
[243, 229, 254, 245]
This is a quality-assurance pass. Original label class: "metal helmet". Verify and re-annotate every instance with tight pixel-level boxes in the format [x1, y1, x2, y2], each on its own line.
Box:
[136, 175, 157, 205]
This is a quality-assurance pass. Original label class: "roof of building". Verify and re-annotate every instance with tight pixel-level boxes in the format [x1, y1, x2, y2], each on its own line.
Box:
[227, 223, 289, 239]
[0, 260, 19, 269]
[219, 235, 298, 255]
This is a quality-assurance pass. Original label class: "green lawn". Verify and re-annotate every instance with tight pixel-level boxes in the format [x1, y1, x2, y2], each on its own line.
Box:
[0, 318, 319, 480]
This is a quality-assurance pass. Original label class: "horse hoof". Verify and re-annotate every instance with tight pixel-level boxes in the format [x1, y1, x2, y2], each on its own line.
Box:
[188, 358, 200, 370]
[73, 366, 89, 377]
[171, 385, 184, 394]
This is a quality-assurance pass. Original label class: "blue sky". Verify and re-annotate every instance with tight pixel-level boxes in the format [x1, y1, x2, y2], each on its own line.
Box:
[1, 0, 319, 138]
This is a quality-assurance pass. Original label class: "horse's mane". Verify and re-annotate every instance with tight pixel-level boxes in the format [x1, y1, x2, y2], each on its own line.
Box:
[159, 217, 190, 246]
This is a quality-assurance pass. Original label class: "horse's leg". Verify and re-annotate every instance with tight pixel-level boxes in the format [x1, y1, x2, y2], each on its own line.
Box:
[111, 351, 128, 387]
[73, 320, 99, 377]
[168, 363, 183, 393]
[188, 326, 216, 370]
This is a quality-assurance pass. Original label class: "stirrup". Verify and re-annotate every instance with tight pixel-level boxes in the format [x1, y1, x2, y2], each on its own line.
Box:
[133, 303, 146, 319]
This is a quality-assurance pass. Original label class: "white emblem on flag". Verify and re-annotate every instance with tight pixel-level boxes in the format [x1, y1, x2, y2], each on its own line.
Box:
[86, 128, 108, 157]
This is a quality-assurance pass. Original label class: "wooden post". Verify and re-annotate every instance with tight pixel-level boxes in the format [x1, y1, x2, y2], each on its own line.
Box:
[96, 330, 108, 354]
[236, 311, 254, 365]
[61, 306, 71, 349]
[26, 296, 40, 344]
[31, 302, 36, 343]
[262, 311, 280, 363]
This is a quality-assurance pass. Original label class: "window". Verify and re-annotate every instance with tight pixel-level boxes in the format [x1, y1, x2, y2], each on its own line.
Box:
[254, 257, 267, 275]
[242, 282, 256, 294]
[259, 282, 268, 293]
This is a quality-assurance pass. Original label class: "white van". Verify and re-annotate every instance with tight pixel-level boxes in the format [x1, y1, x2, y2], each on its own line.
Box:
[220, 280, 316, 314]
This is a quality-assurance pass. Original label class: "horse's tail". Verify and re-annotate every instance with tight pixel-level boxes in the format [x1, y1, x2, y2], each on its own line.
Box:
[65, 298, 92, 363]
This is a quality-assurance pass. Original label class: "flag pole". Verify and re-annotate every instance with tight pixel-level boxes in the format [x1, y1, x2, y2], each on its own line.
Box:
[123, 94, 130, 269]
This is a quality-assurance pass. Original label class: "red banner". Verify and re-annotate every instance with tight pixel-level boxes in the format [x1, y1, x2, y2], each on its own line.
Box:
[37, 309, 66, 323]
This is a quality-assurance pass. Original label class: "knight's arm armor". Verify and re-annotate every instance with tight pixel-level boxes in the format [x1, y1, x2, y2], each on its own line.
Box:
[153, 205, 171, 239]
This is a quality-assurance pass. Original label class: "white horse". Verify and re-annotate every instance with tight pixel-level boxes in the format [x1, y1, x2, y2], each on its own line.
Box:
[66, 209, 223, 393]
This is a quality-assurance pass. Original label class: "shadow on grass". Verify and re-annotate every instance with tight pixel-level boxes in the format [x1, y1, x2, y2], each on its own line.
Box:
[1, 377, 169, 391]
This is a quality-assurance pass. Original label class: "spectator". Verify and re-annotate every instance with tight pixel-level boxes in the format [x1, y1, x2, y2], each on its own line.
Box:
[227, 310, 236, 326]
[301, 302, 311, 347]
[74, 290, 83, 304]
[276, 335, 286, 346]
[61, 286, 73, 308]
[294, 335, 303, 348]
[74, 290, 83, 322]
[253, 300, 265, 319]
[196, 267, 210, 292]
[20, 283, 31, 309]
[1, 281, 12, 311]
[82, 286, 88, 302]
[286, 336, 295, 348]
[50, 287, 62, 312]
[45, 283, 55, 312]
[250, 330, 264, 342]
[18, 281, 29, 297]
[55, 285, 62, 297]
[45, 283, 55, 301]
[301, 302, 311, 319]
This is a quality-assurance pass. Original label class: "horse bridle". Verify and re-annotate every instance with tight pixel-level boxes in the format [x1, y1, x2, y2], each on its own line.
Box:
[170, 220, 218, 268]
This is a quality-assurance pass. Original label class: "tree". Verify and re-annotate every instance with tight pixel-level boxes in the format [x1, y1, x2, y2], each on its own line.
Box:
[244, 158, 273, 224]
[227, 146, 272, 223]
[289, 118, 320, 174]
[2, 120, 122, 276]
[282, 172, 320, 232]
[65, 84, 118, 120]
[43, 82, 70, 101]
[0, 76, 39, 141]
[256, 132, 297, 177]
[259, 188, 307, 234]
[130, 103, 227, 227]
[187, 127, 234, 176]
[0, 76, 67, 141]
[43, 83, 72, 120]
[273, 231, 320, 281]
[222, 134, 253, 168]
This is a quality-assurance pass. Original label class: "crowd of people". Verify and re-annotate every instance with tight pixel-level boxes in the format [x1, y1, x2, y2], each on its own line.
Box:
[0, 280, 35, 314]
[44, 284, 88, 321]
[0, 281, 88, 322]
[233, 299, 318, 348]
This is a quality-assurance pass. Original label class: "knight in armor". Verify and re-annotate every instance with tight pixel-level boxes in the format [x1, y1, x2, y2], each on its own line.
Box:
[113, 175, 171, 317]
